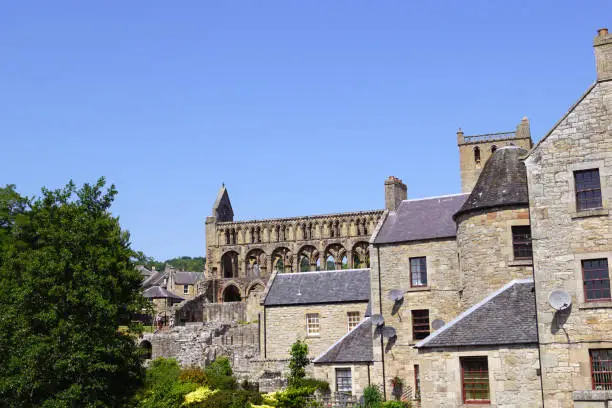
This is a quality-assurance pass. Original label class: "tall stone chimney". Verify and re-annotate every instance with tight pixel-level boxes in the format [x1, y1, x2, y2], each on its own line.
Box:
[384, 176, 407, 211]
[594, 28, 612, 81]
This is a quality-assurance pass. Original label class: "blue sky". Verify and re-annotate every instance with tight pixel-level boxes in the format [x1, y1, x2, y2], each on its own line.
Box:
[1, 1, 610, 260]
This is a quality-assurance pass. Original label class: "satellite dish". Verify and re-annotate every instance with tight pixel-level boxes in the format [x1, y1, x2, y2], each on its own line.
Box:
[548, 290, 572, 311]
[431, 319, 445, 330]
[371, 314, 385, 326]
[387, 289, 404, 302]
[381, 326, 396, 338]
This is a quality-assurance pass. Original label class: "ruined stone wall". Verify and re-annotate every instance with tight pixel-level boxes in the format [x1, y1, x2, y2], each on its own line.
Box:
[525, 79, 612, 408]
[369, 239, 462, 399]
[418, 345, 541, 408]
[456, 206, 533, 310]
[313, 364, 372, 396]
[263, 302, 369, 360]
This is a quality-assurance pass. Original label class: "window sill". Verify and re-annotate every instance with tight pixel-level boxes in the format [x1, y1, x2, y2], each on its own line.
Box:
[507, 259, 533, 267]
[306, 335, 320, 339]
[406, 286, 431, 293]
[571, 208, 609, 219]
[573, 390, 612, 401]
[579, 301, 612, 309]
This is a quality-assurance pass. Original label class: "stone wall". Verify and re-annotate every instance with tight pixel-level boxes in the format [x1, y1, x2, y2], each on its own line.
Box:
[417, 345, 542, 408]
[202, 302, 247, 323]
[456, 206, 533, 310]
[263, 302, 369, 360]
[369, 239, 462, 399]
[525, 78, 612, 407]
[313, 363, 372, 396]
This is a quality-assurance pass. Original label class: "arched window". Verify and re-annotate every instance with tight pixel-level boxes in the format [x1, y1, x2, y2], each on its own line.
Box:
[474, 146, 481, 163]
[221, 251, 238, 278]
[275, 259, 285, 273]
[341, 256, 348, 269]
[316, 258, 321, 271]
[223, 285, 242, 302]
[139, 340, 152, 360]
[491, 145, 497, 153]
[326, 255, 335, 271]
[300, 256, 310, 272]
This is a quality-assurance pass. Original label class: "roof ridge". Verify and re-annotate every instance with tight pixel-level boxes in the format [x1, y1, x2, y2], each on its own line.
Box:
[401, 192, 469, 203]
[415, 278, 533, 348]
[313, 317, 371, 363]
[275, 268, 370, 277]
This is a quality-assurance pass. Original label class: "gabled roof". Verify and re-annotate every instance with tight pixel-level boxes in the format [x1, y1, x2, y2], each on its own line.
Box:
[263, 269, 370, 306]
[141, 271, 166, 289]
[173, 271, 203, 285]
[374, 194, 468, 244]
[416, 279, 536, 349]
[143, 285, 185, 301]
[454, 146, 529, 220]
[314, 318, 373, 364]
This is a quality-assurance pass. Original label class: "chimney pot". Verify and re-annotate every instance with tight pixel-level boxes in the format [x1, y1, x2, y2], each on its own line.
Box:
[594, 27, 612, 81]
[599, 28, 609, 37]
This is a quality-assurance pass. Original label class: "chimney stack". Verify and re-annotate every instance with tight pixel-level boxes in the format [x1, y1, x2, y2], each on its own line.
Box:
[594, 28, 612, 81]
[384, 176, 407, 211]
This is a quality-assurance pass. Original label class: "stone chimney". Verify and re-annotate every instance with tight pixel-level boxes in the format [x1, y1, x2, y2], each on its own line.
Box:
[516, 116, 532, 147]
[384, 176, 407, 211]
[594, 28, 612, 81]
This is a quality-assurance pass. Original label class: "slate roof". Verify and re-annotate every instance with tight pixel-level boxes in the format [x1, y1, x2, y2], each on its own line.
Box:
[173, 271, 203, 285]
[314, 318, 373, 364]
[416, 279, 536, 348]
[143, 285, 185, 301]
[374, 194, 469, 244]
[454, 146, 529, 220]
[141, 271, 166, 289]
[263, 269, 370, 306]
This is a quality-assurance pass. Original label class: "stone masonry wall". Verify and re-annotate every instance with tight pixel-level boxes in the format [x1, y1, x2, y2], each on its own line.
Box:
[263, 302, 369, 360]
[456, 206, 533, 310]
[418, 345, 541, 408]
[313, 364, 372, 396]
[525, 79, 612, 407]
[369, 239, 462, 400]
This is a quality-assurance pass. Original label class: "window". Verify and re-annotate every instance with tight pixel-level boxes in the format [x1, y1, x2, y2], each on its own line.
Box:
[461, 357, 490, 403]
[414, 364, 421, 400]
[306, 313, 320, 336]
[183, 285, 189, 295]
[583, 259, 611, 301]
[412, 310, 430, 340]
[591, 349, 612, 390]
[410, 257, 427, 287]
[474, 147, 481, 164]
[512, 226, 532, 260]
[575, 169, 603, 211]
[335, 368, 352, 394]
[491, 145, 497, 153]
[347, 312, 360, 332]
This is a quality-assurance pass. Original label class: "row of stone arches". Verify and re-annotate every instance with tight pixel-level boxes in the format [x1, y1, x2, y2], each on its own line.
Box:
[220, 280, 265, 302]
[220, 242, 370, 278]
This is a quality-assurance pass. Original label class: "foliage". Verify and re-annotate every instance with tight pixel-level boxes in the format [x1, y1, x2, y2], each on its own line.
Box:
[363, 385, 384, 408]
[275, 386, 317, 408]
[135, 253, 205, 273]
[288, 340, 310, 387]
[183, 386, 217, 405]
[298, 378, 330, 393]
[381, 401, 412, 408]
[135, 358, 197, 408]
[203, 356, 235, 390]
[0, 179, 148, 407]
[179, 367, 208, 386]
[389, 376, 404, 388]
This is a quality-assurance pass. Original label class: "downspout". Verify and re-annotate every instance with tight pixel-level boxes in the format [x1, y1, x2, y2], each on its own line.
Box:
[264, 307, 267, 358]
[377, 245, 387, 401]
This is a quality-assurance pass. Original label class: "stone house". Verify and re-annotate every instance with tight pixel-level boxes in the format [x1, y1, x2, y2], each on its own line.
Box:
[523, 27, 612, 408]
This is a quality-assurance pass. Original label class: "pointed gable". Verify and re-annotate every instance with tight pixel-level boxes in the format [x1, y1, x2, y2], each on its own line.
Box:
[213, 185, 234, 222]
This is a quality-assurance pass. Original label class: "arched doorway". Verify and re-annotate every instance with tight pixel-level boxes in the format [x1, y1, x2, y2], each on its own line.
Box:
[272, 247, 292, 273]
[352, 241, 370, 268]
[297, 245, 318, 272]
[223, 285, 242, 302]
[246, 249, 266, 277]
[221, 251, 239, 278]
[139, 340, 152, 360]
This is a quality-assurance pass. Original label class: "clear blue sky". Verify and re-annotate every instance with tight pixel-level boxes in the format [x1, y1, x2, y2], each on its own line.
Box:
[1, 1, 610, 260]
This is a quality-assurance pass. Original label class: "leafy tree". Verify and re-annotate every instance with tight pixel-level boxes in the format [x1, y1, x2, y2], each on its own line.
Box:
[288, 340, 310, 387]
[0, 179, 148, 407]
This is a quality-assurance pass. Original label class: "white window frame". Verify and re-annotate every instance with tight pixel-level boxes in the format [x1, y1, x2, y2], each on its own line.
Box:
[347, 312, 360, 332]
[306, 313, 320, 337]
[335, 367, 352, 395]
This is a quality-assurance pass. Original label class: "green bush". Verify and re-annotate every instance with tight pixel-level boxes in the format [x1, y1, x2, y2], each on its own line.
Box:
[179, 367, 208, 386]
[276, 386, 316, 408]
[381, 401, 412, 408]
[203, 357, 236, 390]
[288, 340, 310, 387]
[144, 358, 182, 388]
[297, 378, 330, 393]
[363, 385, 383, 408]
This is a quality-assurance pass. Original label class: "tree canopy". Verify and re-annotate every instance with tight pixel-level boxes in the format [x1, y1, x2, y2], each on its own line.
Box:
[135, 254, 205, 273]
[0, 179, 147, 407]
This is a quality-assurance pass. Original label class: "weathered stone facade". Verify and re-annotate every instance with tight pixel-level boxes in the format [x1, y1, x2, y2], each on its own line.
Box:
[312, 364, 373, 396]
[456, 207, 533, 309]
[524, 29, 612, 408]
[263, 302, 369, 360]
[418, 345, 542, 407]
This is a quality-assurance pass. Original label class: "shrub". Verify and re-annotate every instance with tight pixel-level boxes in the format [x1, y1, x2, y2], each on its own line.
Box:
[179, 368, 208, 386]
[382, 401, 412, 408]
[183, 386, 217, 405]
[363, 385, 383, 408]
[204, 357, 236, 390]
[298, 378, 330, 394]
[145, 358, 181, 388]
[275, 386, 316, 408]
[287, 340, 310, 387]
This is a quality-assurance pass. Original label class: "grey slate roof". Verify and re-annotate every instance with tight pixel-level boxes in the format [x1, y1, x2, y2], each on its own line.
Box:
[374, 194, 469, 244]
[141, 271, 166, 289]
[416, 279, 536, 348]
[454, 146, 529, 220]
[314, 318, 373, 364]
[173, 271, 203, 285]
[263, 269, 370, 306]
[143, 285, 185, 301]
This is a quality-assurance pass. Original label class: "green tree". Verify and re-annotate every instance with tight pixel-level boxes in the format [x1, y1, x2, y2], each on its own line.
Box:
[288, 340, 310, 387]
[0, 179, 148, 407]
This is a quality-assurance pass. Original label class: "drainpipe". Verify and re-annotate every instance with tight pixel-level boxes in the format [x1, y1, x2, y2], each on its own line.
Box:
[376, 245, 387, 400]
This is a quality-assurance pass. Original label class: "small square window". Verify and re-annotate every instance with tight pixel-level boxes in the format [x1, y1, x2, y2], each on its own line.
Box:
[335, 368, 352, 394]
[590, 349, 612, 390]
[583, 259, 611, 302]
[575, 169, 603, 211]
[412, 310, 430, 340]
[347, 312, 360, 332]
[306, 313, 320, 336]
[461, 357, 490, 403]
[183, 285, 189, 295]
[512, 226, 532, 260]
[410, 257, 427, 287]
